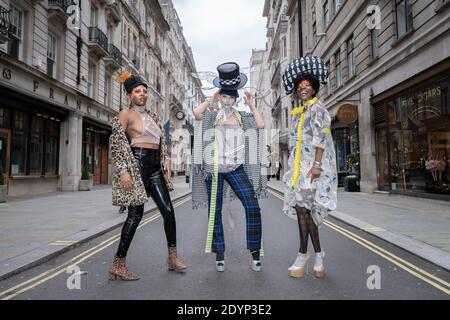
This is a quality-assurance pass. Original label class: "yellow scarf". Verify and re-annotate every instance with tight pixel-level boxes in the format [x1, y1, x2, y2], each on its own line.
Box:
[290, 97, 318, 188]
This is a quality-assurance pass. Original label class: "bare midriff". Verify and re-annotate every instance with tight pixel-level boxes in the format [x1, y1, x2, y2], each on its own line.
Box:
[131, 142, 159, 150]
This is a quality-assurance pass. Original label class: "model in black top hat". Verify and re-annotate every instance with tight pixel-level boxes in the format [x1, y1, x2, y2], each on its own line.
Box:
[192, 62, 267, 273]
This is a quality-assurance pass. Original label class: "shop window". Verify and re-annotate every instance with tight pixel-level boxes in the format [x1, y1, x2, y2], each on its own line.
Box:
[10, 111, 60, 177]
[11, 131, 27, 175]
[0, 107, 10, 128]
[30, 115, 43, 175]
[375, 75, 450, 196]
[45, 120, 58, 175]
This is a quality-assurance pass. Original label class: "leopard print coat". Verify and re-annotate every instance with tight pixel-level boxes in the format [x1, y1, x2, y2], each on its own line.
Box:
[110, 110, 172, 206]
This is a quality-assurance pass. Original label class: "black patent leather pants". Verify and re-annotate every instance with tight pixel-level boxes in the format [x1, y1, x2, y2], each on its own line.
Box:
[116, 147, 176, 258]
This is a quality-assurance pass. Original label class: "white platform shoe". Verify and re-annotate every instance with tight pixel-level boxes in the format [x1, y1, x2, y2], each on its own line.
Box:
[288, 252, 310, 278]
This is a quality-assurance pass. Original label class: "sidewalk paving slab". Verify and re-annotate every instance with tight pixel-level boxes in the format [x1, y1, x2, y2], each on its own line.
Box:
[0, 177, 191, 281]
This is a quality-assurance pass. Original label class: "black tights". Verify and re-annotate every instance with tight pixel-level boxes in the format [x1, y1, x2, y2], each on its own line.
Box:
[295, 206, 321, 254]
[116, 148, 177, 258]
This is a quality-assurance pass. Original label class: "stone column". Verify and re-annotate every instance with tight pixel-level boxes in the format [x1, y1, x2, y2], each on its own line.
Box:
[60, 111, 83, 191]
[359, 88, 378, 193]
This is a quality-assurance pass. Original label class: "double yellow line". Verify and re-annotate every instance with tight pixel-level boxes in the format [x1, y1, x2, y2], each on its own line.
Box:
[0, 196, 192, 300]
[268, 189, 450, 296]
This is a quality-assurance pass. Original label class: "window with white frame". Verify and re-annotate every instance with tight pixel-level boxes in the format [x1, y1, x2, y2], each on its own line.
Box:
[326, 60, 331, 95]
[335, 49, 342, 88]
[346, 35, 355, 79]
[104, 73, 112, 107]
[90, 4, 98, 27]
[47, 32, 57, 79]
[281, 36, 287, 59]
[370, 23, 380, 58]
[88, 60, 96, 99]
[323, 0, 330, 28]
[333, 0, 342, 15]
[8, 5, 24, 61]
[395, 0, 413, 38]
[122, 24, 129, 57]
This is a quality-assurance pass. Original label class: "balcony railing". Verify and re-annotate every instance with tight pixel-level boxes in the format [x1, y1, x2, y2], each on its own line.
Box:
[272, 96, 281, 116]
[0, 5, 10, 40]
[89, 27, 108, 54]
[271, 61, 281, 86]
[48, 0, 75, 12]
[132, 52, 140, 69]
[107, 43, 122, 65]
[170, 94, 183, 110]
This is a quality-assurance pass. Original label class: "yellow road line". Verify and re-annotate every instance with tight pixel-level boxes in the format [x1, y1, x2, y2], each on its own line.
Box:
[0, 196, 191, 300]
[267, 189, 450, 295]
[324, 222, 450, 295]
[361, 227, 386, 232]
[325, 220, 450, 289]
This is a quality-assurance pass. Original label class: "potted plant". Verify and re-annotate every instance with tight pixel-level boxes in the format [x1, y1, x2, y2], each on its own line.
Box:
[344, 175, 360, 192]
[344, 153, 360, 192]
[79, 165, 93, 191]
[0, 165, 7, 203]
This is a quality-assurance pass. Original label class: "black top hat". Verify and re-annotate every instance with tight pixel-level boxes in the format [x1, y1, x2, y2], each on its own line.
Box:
[124, 76, 148, 94]
[213, 62, 248, 90]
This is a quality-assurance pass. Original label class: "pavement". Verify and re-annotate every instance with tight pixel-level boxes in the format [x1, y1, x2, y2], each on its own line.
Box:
[267, 179, 450, 272]
[0, 175, 449, 283]
[0, 176, 191, 281]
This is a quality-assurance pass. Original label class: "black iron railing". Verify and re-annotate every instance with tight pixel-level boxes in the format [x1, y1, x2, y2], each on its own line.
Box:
[89, 27, 108, 53]
[272, 96, 282, 115]
[48, 0, 76, 12]
[132, 52, 140, 69]
[0, 5, 10, 38]
[271, 61, 281, 85]
[108, 44, 122, 65]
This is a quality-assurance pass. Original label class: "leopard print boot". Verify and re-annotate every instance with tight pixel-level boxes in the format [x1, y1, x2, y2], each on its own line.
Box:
[108, 255, 140, 281]
[167, 247, 187, 272]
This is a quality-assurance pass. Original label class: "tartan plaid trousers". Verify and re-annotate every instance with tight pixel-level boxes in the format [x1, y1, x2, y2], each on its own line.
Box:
[205, 165, 262, 254]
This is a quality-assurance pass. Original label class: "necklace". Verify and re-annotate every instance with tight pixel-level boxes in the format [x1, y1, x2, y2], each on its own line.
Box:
[131, 105, 149, 122]
[131, 105, 147, 113]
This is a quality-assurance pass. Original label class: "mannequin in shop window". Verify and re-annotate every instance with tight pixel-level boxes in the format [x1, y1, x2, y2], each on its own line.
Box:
[436, 150, 447, 182]
[425, 150, 439, 182]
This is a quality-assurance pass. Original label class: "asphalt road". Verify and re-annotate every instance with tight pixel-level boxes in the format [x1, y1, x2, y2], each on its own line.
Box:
[0, 192, 449, 301]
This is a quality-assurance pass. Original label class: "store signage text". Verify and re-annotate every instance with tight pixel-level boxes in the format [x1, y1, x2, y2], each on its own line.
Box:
[401, 85, 442, 109]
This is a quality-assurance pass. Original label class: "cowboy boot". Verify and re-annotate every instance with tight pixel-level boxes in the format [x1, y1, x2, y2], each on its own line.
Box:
[108, 255, 140, 281]
[167, 247, 187, 272]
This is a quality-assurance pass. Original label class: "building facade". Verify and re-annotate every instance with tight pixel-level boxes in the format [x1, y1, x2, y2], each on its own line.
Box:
[259, 0, 301, 178]
[0, 0, 201, 197]
[293, 0, 450, 199]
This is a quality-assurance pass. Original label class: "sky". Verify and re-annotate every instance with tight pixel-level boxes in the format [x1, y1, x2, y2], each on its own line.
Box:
[173, 0, 267, 98]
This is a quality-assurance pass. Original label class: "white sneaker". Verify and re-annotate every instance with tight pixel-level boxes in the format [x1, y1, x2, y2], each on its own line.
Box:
[216, 260, 225, 272]
[251, 260, 262, 272]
